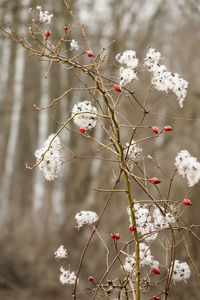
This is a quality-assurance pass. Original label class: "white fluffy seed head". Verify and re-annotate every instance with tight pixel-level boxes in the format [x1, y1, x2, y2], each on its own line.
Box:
[119, 67, 138, 86]
[72, 101, 97, 130]
[36, 6, 53, 24]
[124, 257, 135, 273]
[175, 150, 200, 187]
[60, 267, 77, 285]
[124, 242, 160, 271]
[54, 245, 68, 259]
[34, 134, 62, 181]
[172, 260, 190, 283]
[75, 210, 98, 229]
[70, 39, 79, 51]
[144, 48, 161, 70]
[144, 48, 188, 107]
[116, 50, 139, 69]
[124, 140, 142, 163]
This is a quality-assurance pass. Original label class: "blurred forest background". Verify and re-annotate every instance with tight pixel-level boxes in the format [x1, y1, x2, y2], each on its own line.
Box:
[0, 0, 200, 299]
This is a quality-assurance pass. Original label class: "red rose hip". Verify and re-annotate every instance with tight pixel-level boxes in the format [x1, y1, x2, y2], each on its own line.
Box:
[79, 126, 86, 133]
[164, 125, 173, 131]
[152, 126, 159, 134]
[183, 198, 192, 205]
[44, 30, 51, 38]
[129, 226, 136, 232]
[110, 233, 116, 239]
[114, 84, 121, 92]
[149, 177, 161, 184]
[86, 50, 93, 57]
[152, 267, 160, 275]
[88, 276, 94, 282]
[115, 233, 120, 240]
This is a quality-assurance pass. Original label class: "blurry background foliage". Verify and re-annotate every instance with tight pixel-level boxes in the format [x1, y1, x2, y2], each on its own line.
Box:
[0, 0, 200, 299]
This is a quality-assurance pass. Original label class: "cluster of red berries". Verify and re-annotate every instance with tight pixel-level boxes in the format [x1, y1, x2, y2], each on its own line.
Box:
[110, 232, 120, 240]
[152, 125, 173, 134]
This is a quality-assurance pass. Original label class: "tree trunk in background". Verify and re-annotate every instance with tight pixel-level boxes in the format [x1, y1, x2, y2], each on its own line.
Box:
[32, 62, 49, 218]
[49, 65, 70, 230]
[1, 45, 26, 224]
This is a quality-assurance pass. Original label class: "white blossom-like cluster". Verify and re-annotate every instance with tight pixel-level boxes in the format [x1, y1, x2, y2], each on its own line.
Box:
[127, 204, 176, 242]
[124, 257, 135, 273]
[116, 50, 138, 87]
[75, 210, 98, 229]
[144, 48, 161, 70]
[172, 260, 190, 283]
[144, 47, 188, 108]
[124, 139, 142, 163]
[60, 267, 77, 285]
[70, 39, 79, 51]
[124, 243, 159, 273]
[119, 67, 138, 87]
[54, 245, 68, 259]
[36, 6, 53, 24]
[116, 50, 139, 69]
[128, 204, 157, 242]
[175, 150, 200, 187]
[34, 134, 62, 181]
[153, 207, 175, 230]
[72, 101, 97, 130]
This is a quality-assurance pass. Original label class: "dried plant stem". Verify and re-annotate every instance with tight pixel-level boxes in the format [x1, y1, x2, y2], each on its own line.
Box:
[179, 230, 200, 286]
[72, 171, 122, 299]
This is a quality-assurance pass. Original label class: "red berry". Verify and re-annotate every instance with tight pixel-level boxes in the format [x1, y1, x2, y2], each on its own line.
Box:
[88, 276, 94, 282]
[152, 126, 159, 134]
[44, 30, 51, 38]
[110, 233, 116, 239]
[129, 226, 136, 232]
[152, 267, 160, 275]
[153, 297, 160, 300]
[183, 198, 192, 206]
[115, 233, 120, 240]
[64, 25, 68, 31]
[149, 177, 161, 185]
[164, 125, 173, 132]
[114, 84, 121, 92]
[86, 50, 93, 57]
[79, 126, 86, 133]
